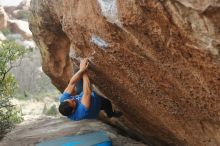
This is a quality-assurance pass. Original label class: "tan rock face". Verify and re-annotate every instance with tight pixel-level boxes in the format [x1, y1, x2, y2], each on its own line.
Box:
[0, 5, 7, 29]
[29, 0, 220, 145]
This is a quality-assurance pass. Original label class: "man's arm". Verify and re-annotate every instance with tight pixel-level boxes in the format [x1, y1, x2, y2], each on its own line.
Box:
[81, 72, 92, 109]
[64, 58, 89, 95]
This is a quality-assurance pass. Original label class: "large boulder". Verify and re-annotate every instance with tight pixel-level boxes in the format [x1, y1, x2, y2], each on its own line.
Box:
[29, 0, 220, 145]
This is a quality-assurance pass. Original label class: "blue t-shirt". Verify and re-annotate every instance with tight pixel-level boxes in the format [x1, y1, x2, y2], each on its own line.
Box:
[59, 91, 101, 121]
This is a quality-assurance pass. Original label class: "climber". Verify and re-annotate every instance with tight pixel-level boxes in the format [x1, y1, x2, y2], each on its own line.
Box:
[58, 58, 122, 121]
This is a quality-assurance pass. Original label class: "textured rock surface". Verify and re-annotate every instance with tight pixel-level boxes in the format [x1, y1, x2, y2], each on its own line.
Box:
[29, 0, 220, 145]
[0, 117, 146, 146]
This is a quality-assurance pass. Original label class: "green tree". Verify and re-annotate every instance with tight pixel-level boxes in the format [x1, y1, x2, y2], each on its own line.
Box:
[0, 41, 26, 139]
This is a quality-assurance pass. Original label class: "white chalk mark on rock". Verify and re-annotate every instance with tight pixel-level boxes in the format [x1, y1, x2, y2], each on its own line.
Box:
[97, 0, 122, 27]
[91, 34, 108, 50]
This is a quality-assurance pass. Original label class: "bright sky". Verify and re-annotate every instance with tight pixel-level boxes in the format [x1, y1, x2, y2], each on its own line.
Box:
[0, 0, 22, 6]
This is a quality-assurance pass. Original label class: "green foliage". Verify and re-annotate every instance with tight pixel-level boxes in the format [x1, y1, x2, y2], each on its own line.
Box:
[0, 41, 26, 139]
[0, 28, 12, 36]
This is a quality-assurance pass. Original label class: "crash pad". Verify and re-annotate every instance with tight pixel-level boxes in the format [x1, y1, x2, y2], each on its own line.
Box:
[36, 130, 112, 146]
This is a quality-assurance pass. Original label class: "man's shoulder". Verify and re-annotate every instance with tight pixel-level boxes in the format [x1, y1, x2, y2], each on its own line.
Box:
[68, 103, 89, 121]
[59, 92, 72, 102]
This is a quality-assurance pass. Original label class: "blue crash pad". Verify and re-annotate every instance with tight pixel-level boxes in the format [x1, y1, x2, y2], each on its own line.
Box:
[37, 130, 112, 146]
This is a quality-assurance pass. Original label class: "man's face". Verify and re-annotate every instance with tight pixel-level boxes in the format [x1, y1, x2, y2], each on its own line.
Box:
[65, 99, 76, 113]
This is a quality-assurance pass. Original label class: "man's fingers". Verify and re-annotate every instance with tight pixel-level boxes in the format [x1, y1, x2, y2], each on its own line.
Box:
[82, 58, 88, 64]
[80, 58, 89, 70]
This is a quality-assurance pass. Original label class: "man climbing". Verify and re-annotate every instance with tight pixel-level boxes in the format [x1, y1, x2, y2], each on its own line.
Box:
[58, 58, 122, 121]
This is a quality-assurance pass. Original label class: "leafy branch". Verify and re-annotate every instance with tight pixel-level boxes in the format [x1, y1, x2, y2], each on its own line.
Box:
[0, 40, 26, 139]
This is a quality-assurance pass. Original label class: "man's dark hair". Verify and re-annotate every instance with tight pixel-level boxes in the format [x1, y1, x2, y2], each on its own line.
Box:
[59, 101, 73, 116]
